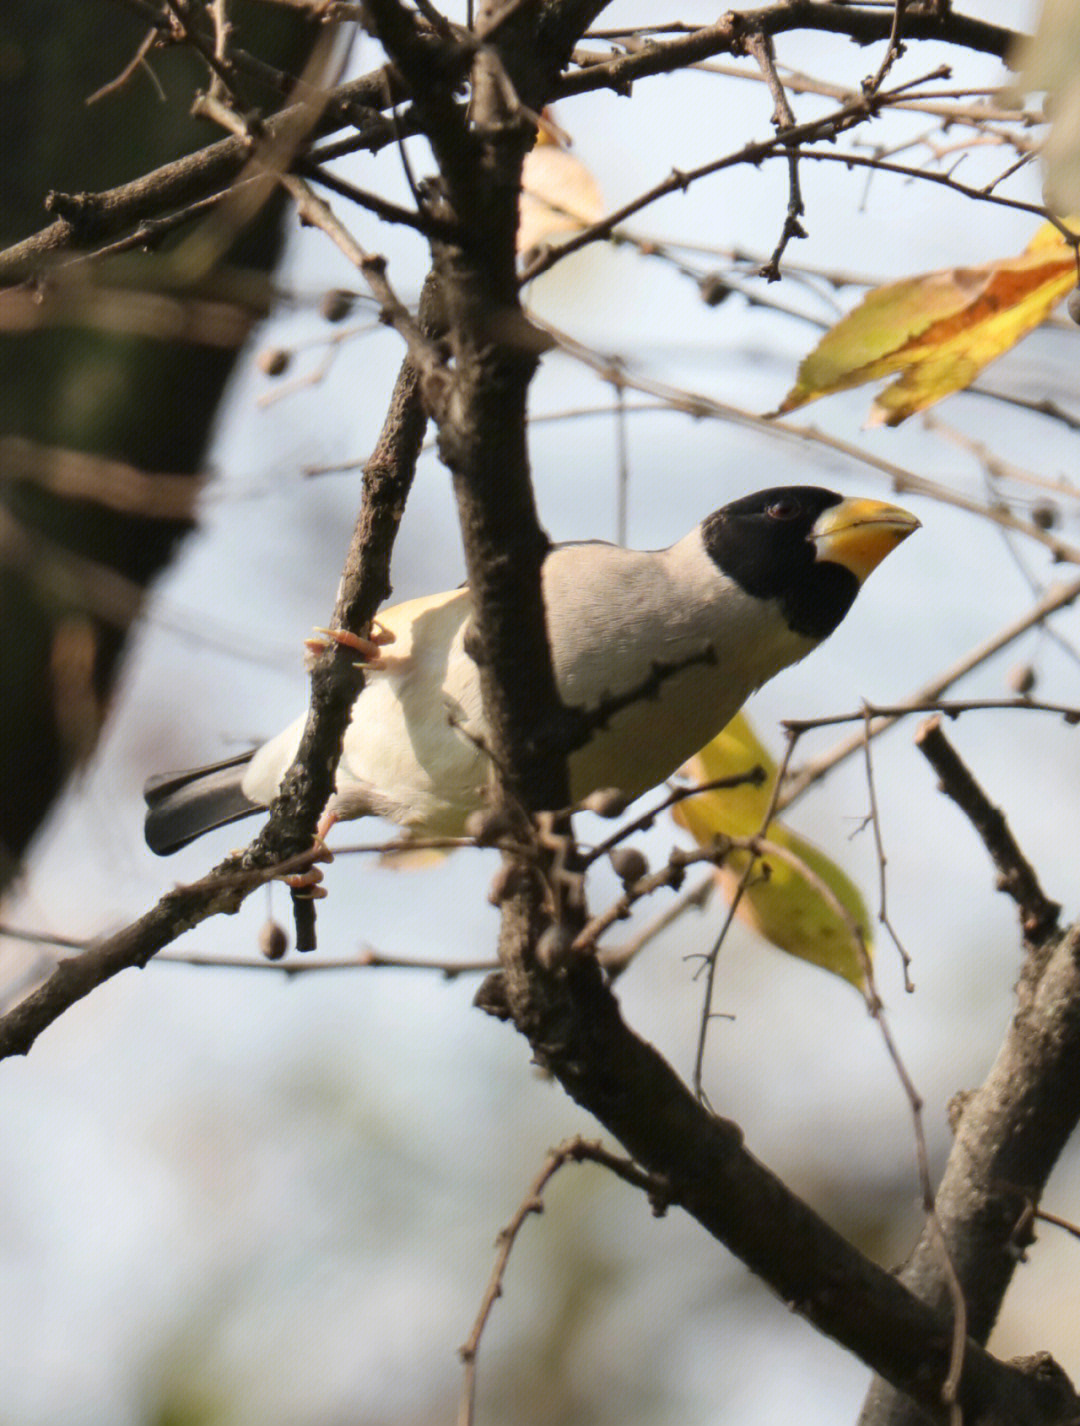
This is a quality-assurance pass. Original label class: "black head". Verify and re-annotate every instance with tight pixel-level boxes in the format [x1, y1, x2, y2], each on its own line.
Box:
[701, 486, 859, 641]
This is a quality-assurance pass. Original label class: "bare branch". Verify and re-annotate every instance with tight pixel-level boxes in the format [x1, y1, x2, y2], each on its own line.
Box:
[155, 946, 500, 976]
[858, 921, 1080, 1424]
[0, 63, 404, 279]
[0, 843, 326, 1059]
[521, 85, 893, 284]
[863, 0, 909, 96]
[600, 873, 715, 981]
[85, 25, 162, 105]
[779, 574, 1080, 806]
[0, 270, 439, 1029]
[745, 29, 806, 280]
[915, 716, 1061, 942]
[458, 1136, 665, 1426]
[277, 174, 449, 381]
[790, 145, 1072, 237]
[555, 4, 1018, 101]
[475, 917, 1079, 1423]
[860, 706, 915, 993]
[243, 272, 443, 948]
[690, 728, 799, 1098]
[582, 768, 767, 869]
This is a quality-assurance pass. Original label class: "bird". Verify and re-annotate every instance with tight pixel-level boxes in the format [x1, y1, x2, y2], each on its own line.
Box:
[144, 486, 918, 857]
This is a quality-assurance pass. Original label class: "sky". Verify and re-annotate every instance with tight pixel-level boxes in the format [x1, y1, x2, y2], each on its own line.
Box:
[6, 4, 1080, 1425]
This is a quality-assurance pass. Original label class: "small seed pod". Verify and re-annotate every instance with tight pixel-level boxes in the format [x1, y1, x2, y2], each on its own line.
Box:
[698, 273, 732, 307]
[1007, 662, 1036, 696]
[259, 919, 289, 960]
[320, 288, 355, 323]
[1031, 503, 1057, 531]
[579, 787, 632, 818]
[536, 922, 575, 969]
[464, 807, 517, 846]
[609, 846, 649, 887]
[257, 346, 290, 376]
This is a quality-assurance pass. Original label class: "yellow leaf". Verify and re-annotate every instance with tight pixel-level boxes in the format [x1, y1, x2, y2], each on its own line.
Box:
[672, 715, 871, 988]
[779, 223, 1078, 426]
[517, 127, 604, 258]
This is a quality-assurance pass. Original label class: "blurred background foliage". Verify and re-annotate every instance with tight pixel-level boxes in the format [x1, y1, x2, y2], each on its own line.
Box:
[0, 1, 318, 878]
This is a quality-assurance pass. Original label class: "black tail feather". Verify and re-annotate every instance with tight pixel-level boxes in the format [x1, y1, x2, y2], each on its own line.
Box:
[144, 750, 260, 855]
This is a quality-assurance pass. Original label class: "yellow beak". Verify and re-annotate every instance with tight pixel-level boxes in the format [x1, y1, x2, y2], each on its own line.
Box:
[811, 497, 920, 583]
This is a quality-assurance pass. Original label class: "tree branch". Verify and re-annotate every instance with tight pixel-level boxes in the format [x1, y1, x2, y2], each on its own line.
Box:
[554, 3, 1018, 100]
[0, 65, 405, 279]
[858, 920, 1080, 1426]
[242, 272, 443, 947]
[0, 845, 325, 1058]
[0, 274, 438, 1038]
[915, 717, 1061, 943]
[473, 951, 1079, 1425]
[520, 80, 927, 283]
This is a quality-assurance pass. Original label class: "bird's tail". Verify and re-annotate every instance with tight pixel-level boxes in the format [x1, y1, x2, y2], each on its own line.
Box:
[144, 751, 261, 855]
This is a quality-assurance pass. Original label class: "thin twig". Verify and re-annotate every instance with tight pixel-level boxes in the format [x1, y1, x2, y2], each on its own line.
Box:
[787, 696, 1080, 730]
[301, 162, 443, 233]
[85, 26, 162, 105]
[458, 1137, 663, 1426]
[690, 732, 798, 1099]
[1033, 1206, 1080, 1243]
[555, 7, 1017, 103]
[163, 0, 244, 104]
[601, 873, 715, 981]
[778, 589, 1080, 809]
[863, 0, 908, 96]
[278, 174, 448, 384]
[749, 823, 970, 1421]
[745, 30, 805, 280]
[790, 144, 1072, 238]
[914, 716, 1061, 941]
[860, 704, 915, 992]
[582, 769, 767, 869]
[520, 85, 888, 284]
[572, 846, 728, 954]
[539, 323, 1080, 567]
[155, 946, 500, 975]
[0, 925, 88, 952]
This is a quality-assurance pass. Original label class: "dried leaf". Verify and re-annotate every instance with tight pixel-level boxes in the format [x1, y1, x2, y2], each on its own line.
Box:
[672, 715, 871, 988]
[779, 222, 1078, 426]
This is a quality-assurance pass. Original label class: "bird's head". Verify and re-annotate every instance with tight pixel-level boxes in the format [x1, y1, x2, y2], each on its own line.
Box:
[701, 486, 919, 640]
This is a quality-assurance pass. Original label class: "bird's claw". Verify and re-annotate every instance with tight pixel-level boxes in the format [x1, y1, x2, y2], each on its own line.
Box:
[304, 621, 396, 668]
[283, 864, 328, 898]
[281, 814, 338, 898]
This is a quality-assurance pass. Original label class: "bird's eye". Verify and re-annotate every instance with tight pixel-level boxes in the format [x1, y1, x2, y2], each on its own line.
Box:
[766, 498, 800, 521]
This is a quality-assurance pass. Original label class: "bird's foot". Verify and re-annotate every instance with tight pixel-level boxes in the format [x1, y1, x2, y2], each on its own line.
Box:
[281, 812, 339, 898]
[284, 865, 328, 899]
[305, 621, 395, 668]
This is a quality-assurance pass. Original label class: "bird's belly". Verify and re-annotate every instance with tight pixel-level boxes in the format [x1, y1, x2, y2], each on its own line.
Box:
[565, 658, 743, 805]
[335, 672, 488, 835]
